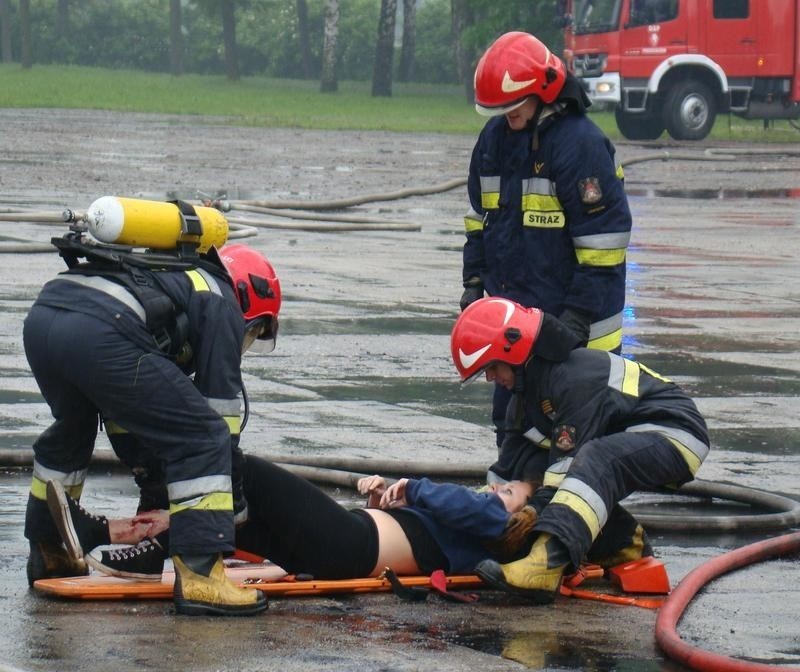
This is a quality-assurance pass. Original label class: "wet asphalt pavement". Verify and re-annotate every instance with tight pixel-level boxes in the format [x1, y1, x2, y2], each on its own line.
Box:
[0, 109, 798, 671]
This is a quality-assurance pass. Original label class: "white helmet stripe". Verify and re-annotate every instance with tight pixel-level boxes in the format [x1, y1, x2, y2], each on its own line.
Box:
[487, 298, 517, 325]
[458, 343, 492, 370]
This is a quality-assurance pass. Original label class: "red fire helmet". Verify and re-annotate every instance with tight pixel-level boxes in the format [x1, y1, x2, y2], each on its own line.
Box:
[219, 243, 281, 353]
[474, 31, 567, 116]
[450, 297, 543, 382]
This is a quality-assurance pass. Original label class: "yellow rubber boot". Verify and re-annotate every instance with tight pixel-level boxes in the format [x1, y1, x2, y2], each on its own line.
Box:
[173, 554, 267, 616]
[475, 533, 569, 604]
[591, 524, 654, 569]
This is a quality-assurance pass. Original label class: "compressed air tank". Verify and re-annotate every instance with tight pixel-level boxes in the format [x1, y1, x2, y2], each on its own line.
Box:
[85, 196, 229, 252]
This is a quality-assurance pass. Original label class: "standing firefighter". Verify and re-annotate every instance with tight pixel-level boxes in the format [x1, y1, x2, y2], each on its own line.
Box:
[459, 31, 632, 448]
[451, 298, 710, 603]
[23, 201, 280, 616]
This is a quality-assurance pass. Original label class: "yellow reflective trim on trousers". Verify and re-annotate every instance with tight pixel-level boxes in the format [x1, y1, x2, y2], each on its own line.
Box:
[185, 269, 211, 292]
[169, 491, 233, 515]
[543, 471, 566, 488]
[621, 358, 640, 397]
[224, 415, 241, 434]
[30, 476, 83, 501]
[550, 489, 602, 539]
[639, 362, 671, 383]
[575, 247, 627, 266]
[481, 192, 500, 210]
[667, 437, 703, 476]
[588, 328, 622, 352]
[104, 420, 128, 435]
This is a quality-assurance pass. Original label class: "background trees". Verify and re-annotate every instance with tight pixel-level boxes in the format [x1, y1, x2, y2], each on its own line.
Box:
[0, 0, 563, 90]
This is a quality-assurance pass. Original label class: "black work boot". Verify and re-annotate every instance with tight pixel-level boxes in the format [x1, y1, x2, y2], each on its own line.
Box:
[27, 540, 88, 587]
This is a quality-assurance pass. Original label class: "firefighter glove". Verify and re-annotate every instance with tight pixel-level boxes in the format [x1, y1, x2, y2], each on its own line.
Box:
[460, 278, 484, 311]
[557, 307, 591, 347]
[485, 504, 538, 561]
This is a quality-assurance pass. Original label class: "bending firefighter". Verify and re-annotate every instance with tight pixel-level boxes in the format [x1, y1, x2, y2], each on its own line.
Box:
[23, 223, 281, 616]
[451, 297, 710, 603]
[460, 31, 632, 446]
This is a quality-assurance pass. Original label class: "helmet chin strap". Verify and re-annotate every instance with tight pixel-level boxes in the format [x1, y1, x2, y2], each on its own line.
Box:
[526, 103, 546, 151]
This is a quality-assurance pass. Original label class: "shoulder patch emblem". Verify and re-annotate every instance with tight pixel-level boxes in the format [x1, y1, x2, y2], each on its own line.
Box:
[554, 424, 577, 452]
[578, 177, 602, 204]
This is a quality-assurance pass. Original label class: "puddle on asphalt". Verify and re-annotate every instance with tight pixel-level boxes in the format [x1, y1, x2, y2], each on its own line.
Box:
[627, 187, 800, 199]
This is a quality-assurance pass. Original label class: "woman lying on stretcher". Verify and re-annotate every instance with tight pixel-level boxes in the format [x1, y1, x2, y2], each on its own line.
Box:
[45, 454, 538, 582]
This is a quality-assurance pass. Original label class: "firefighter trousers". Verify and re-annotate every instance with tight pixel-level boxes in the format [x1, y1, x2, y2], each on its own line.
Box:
[23, 305, 235, 556]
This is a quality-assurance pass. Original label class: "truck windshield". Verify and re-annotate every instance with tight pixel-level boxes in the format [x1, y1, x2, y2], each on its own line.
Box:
[572, 0, 622, 34]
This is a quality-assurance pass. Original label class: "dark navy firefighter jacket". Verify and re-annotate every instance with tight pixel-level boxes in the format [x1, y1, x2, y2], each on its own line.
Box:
[463, 107, 632, 351]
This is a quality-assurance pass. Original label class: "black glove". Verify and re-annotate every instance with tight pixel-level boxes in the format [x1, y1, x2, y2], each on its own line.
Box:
[459, 278, 484, 311]
[557, 307, 591, 346]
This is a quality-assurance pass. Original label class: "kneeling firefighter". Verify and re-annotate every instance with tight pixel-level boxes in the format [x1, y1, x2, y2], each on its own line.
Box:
[24, 197, 281, 616]
[450, 297, 710, 603]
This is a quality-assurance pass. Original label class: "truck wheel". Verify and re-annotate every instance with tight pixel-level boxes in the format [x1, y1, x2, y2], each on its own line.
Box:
[663, 80, 717, 141]
[614, 107, 665, 140]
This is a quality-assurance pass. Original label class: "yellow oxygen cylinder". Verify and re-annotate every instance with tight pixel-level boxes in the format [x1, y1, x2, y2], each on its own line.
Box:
[85, 196, 229, 253]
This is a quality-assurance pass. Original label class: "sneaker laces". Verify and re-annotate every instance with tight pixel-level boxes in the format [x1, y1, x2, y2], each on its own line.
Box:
[106, 538, 163, 561]
[67, 495, 107, 525]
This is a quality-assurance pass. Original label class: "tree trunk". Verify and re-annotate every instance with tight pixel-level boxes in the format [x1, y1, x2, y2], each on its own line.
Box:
[169, 0, 183, 76]
[296, 0, 313, 79]
[320, 0, 339, 93]
[0, 0, 12, 63]
[371, 0, 397, 97]
[221, 0, 239, 81]
[450, 0, 474, 103]
[55, 0, 69, 41]
[397, 0, 416, 82]
[19, 0, 32, 68]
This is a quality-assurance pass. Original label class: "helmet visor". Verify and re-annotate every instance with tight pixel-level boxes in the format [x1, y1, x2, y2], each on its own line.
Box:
[242, 317, 279, 355]
[474, 96, 530, 117]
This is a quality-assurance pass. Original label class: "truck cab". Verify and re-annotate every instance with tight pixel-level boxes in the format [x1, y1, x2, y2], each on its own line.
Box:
[562, 0, 800, 140]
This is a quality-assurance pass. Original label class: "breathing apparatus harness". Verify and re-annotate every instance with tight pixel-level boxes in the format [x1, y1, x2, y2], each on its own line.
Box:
[53, 199, 222, 360]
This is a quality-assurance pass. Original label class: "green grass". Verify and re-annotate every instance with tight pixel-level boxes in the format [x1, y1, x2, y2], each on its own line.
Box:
[1, 63, 798, 141]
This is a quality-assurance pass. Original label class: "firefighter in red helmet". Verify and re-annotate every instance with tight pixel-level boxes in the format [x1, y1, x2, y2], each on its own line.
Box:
[451, 298, 710, 603]
[23, 236, 281, 616]
[460, 31, 633, 451]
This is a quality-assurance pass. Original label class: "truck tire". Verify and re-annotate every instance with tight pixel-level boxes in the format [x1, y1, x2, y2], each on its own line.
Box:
[614, 107, 665, 140]
[663, 80, 717, 141]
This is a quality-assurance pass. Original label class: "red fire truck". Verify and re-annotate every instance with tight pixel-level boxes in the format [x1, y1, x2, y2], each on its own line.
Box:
[559, 0, 800, 140]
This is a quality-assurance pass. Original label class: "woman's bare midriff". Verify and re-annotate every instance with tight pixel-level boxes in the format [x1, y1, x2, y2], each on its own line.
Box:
[363, 508, 421, 577]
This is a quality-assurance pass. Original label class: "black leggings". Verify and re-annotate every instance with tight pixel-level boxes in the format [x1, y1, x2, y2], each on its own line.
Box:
[235, 456, 379, 579]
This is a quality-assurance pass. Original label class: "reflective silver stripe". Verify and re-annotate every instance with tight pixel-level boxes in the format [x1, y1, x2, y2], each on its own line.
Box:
[56, 275, 146, 322]
[590, 312, 623, 340]
[572, 231, 631, 250]
[32, 460, 87, 486]
[167, 474, 232, 502]
[543, 457, 573, 487]
[206, 397, 241, 416]
[559, 475, 609, 527]
[521, 176, 556, 196]
[544, 457, 573, 479]
[523, 426, 549, 446]
[480, 176, 501, 192]
[194, 267, 223, 296]
[607, 352, 625, 391]
[625, 423, 710, 463]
